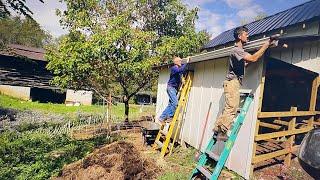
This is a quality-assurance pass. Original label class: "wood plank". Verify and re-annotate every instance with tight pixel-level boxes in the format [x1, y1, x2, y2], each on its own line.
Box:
[252, 145, 299, 164]
[309, 76, 319, 111]
[255, 127, 312, 141]
[259, 122, 281, 130]
[258, 111, 316, 118]
[273, 119, 289, 126]
[284, 107, 296, 166]
[308, 76, 319, 128]
[258, 60, 267, 112]
[250, 120, 260, 178]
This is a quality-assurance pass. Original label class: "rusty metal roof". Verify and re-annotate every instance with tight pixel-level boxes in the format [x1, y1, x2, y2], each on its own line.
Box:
[203, 0, 320, 50]
[1, 44, 45, 61]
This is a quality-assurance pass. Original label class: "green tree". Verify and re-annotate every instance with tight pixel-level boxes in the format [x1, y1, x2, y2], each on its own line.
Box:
[46, 0, 209, 121]
[0, 16, 51, 48]
[0, 0, 44, 19]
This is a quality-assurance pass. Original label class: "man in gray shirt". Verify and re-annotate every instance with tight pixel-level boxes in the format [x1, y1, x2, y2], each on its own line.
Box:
[213, 26, 272, 140]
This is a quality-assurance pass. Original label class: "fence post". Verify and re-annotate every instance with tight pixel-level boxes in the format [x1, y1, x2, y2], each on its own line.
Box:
[284, 107, 297, 166]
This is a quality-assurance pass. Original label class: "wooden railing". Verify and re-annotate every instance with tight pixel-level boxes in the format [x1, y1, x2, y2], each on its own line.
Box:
[250, 73, 320, 178]
[251, 108, 317, 174]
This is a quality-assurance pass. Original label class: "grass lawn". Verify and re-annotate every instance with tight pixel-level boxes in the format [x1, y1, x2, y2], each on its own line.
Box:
[0, 94, 155, 121]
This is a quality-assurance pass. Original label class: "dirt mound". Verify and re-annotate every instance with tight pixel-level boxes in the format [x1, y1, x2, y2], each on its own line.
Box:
[54, 141, 159, 180]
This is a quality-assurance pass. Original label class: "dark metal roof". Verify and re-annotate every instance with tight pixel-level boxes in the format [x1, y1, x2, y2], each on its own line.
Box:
[203, 0, 320, 50]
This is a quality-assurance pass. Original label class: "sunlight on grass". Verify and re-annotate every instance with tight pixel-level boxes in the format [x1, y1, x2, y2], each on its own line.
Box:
[0, 94, 155, 121]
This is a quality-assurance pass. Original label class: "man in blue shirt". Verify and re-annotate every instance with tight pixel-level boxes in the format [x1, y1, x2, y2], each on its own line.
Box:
[159, 56, 190, 125]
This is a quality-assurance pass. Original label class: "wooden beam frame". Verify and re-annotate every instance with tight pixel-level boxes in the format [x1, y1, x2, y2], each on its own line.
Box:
[252, 145, 299, 164]
[284, 107, 297, 166]
[258, 111, 316, 118]
[252, 68, 319, 174]
[307, 76, 319, 127]
[259, 122, 282, 130]
[273, 119, 289, 126]
[255, 127, 312, 141]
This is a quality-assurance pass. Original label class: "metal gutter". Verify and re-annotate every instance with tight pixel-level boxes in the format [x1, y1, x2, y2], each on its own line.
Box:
[153, 34, 320, 69]
[190, 37, 269, 64]
[153, 37, 270, 69]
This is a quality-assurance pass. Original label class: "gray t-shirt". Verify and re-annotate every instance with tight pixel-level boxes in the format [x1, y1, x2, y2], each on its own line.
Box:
[226, 46, 249, 84]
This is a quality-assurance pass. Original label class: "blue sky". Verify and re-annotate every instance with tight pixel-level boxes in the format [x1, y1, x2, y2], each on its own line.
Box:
[26, 0, 308, 38]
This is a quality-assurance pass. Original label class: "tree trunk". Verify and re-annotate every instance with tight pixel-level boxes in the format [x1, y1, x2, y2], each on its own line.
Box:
[124, 99, 129, 123]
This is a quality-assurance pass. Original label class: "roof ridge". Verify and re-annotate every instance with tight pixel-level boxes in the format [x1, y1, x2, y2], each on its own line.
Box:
[204, 0, 320, 49]
[214, 0, 315, 37]
[242, 0, 315, 28]
[8, 44, 45, 54]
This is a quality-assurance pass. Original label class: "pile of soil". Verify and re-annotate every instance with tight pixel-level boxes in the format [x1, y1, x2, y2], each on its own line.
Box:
[54, 141, 159, 180]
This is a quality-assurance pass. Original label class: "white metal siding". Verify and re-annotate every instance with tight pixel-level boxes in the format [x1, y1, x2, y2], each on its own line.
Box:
[155, 68, 170, 121]
[270, 41, 320, 74]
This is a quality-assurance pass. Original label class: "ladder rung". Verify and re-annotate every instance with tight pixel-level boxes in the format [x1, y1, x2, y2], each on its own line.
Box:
[206, 150, 220, 162]
[154, 140, 163, 148]
[197, 166, 212, 179]
[160, 130, 168, 136]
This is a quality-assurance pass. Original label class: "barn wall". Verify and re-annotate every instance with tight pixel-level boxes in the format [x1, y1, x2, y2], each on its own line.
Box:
[270, 40, 320, 74]
[65, 90, 93, 106]
[0, 85, 31, 100]
[282, 21, 319, 38]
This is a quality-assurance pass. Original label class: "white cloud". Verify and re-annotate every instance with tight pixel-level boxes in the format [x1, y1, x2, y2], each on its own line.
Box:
[196, 9, 222, 38]
[224, 0, 252, 9]
[184, 0, 216, 8]
[237, 4, 264, 19]
[26, 0, 68, 37]
[225, 19, 236, 29]
[223, 0, 265, 22]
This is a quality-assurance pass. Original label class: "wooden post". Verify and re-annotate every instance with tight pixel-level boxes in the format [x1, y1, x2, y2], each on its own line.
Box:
[107, 93, 112, 133]
[308, 76, 319, 127]
[250, 119, 260, 178]
[284, 107, 297, 166]
[258, 60, 267, 112]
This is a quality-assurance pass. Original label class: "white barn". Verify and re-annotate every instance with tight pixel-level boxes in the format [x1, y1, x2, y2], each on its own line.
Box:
[155, 1, 320, 179]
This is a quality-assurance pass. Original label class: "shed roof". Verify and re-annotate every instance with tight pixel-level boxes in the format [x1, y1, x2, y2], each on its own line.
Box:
[154, 35, 320, 69]
[0, 44, 45, 61]
[203, 0, 320, 50]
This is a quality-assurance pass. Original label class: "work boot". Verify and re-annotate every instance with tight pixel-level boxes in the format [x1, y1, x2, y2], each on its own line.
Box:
[216, 125, 230, 141]
[157, 118, 166, 126]
[217, 132, 229, 141]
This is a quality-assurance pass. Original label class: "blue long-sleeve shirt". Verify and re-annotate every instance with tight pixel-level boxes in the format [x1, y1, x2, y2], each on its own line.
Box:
[167, 63, 187, 89]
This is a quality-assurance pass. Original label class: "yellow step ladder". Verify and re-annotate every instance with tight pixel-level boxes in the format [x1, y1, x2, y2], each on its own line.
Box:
[153, 72, 193, 158]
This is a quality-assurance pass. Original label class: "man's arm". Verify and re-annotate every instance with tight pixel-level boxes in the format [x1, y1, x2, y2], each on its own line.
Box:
[172, 57, 190, 74]
[243, 41, 270, 62]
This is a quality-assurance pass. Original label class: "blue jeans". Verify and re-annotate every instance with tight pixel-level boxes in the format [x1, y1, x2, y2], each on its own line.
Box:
[159, 86, 178, 121]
